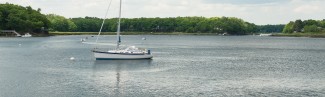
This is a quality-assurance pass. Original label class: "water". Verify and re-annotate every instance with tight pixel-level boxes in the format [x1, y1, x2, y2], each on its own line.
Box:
[0, 35, 325, 96]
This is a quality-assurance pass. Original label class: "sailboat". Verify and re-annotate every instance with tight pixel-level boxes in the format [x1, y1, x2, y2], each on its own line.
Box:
[92, 0, 153, 60]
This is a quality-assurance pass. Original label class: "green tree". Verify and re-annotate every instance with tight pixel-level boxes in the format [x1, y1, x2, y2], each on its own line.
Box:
[216, 17, 248, 35]
[0, 3, 50, 34]
[283, 21, 294, 33]
[319, 20, 325, 30]
[245, 22, 258, 34]
[258, 24, 285, 33]
[0, 12, 2, 29]
[293, 19, 303, 32]
[66, 16, 257, 35]
[303, 19, 318, 26]
[46, 14, 76, 32]
[304, 25, 320, 32]
[71, 17, 103, 32]
[283, 19, 325, 33]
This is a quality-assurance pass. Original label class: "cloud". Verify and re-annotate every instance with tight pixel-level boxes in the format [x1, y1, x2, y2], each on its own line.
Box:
[291, 0, 324, 14]
[202, 0, 289, 4]
[294, 5, 320, 14]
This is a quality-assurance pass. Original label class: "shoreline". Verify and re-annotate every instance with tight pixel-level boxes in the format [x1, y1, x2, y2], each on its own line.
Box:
[46, 32, 325, 38]
[271, 33, 325, 38]
[49, 32, 220, 35]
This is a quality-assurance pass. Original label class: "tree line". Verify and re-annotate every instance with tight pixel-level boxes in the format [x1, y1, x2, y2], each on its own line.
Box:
[0, 3, 50, 35]
[49, 15, 287, 34]
[48, 14, 259, 35]
[257, 24, 285, 33]
[283, 19, 325, 33]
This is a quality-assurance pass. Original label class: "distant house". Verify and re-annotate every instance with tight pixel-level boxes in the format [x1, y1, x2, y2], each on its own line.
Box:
[0, 30, 21, 37]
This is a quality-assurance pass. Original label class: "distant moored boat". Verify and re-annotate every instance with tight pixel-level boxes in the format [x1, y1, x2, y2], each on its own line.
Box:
[21, 33, 32, 37]
[259, 33, 272, 36]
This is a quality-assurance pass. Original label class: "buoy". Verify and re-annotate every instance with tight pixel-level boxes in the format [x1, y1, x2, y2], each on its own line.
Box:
[70, 57, 75, 61]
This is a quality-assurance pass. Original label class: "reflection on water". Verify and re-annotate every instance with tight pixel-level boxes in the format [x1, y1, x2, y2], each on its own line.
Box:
[92, 60, 153, 96]
[93, 60, 153, 71]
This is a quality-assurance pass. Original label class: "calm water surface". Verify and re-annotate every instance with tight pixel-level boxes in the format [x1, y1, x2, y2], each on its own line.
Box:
[0, 35, 325, 96]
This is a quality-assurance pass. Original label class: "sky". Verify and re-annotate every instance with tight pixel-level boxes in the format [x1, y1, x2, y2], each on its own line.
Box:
[1, 0, 325, 25]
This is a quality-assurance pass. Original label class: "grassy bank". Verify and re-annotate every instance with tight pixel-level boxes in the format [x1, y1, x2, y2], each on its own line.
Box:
[271, 32, 325, 38]
[49, 32, 218, 35]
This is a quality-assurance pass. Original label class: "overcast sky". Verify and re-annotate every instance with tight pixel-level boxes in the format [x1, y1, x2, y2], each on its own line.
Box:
[1, 0, 325, 25]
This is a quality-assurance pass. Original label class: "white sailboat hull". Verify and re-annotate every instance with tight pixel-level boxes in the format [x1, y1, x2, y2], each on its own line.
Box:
[94, 52, 153, 60]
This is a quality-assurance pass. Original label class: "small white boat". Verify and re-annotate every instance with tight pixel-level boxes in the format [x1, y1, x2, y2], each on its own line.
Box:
[21, 33, 32, 37]
[92, 0, 153, 60]
[259, 33, 272, 36]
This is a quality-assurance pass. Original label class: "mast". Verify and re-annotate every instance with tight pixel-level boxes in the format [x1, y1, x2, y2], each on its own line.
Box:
[116, 0, 122, 49]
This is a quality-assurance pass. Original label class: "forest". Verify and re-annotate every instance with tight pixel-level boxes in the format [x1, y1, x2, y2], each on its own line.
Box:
[283, 19, 325, 33]
[1, 3, 289, 36]
[0, 3, 50, 35]
[257, 24, 285, 33]
[47, 14, 259, 35]
[48, 14, 287, 35]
